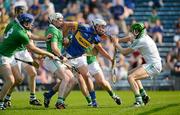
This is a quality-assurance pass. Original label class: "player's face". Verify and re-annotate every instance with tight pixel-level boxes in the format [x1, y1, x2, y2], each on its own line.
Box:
[24, 22, 33, 30]
[56, 18, 64, 28]
[130, 29, 140, 37]
[95, 25, 106, 35]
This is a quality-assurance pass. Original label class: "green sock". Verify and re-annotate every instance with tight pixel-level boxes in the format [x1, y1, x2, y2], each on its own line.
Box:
[140, 89, 147, 97]
[108, 90, 115, 97]
[85, 95, 91, 103]
[135, 94, 143, 103]
[57, 97, 64, 104]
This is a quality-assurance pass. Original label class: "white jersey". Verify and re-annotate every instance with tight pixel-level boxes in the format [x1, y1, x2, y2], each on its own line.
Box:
[130, 34, 161, 64]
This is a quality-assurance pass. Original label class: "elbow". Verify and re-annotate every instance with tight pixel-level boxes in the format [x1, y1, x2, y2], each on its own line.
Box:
[121, 51, 129, 56]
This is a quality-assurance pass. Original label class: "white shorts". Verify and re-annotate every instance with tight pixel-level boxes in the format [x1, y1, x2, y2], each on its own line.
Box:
[143, 62, 162, 77]
[88, 61, 101, 76]
[67, 55, 87, 68]
[0, 54, 16, 66]
[43, 57, 65, 73]
[15, 50, 33, 62]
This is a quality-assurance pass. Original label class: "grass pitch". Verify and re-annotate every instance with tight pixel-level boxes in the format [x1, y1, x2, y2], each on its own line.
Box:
[0, 91, 180, 115]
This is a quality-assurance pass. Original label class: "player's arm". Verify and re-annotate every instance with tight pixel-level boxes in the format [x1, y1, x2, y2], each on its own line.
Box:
[27, 31, 52, 41]
[51, 42, 62, 57]
[63, 21, 79, 32]
[26, 40, 55, 59]
[95, 43, 113, 61]
[118, 34, 133, 43]
[115, 42, 134, 56]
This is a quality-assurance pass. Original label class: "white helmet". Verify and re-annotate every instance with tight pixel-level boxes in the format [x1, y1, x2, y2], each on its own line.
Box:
[93, 19, 107, 26]
[48, 13, 63, 23]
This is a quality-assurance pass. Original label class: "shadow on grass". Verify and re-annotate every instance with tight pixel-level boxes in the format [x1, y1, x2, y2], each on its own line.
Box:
[5, 105, 122, 111]
[138, 103, 180, 115]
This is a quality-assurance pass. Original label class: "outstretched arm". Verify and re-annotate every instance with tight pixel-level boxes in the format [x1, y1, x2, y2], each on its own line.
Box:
[95, 43, 113, 61]
[114, 42, 134, 56]
[27, 31, 52, 41]
[26, 41, 55, 59]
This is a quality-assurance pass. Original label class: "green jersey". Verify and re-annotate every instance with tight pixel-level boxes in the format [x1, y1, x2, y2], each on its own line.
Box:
[0, 23, 30, 57]
[86, 47, 97, 64]
[46, 24, 63, 53]
[4, 20, 17, 34]
[4, 19, 26, 51]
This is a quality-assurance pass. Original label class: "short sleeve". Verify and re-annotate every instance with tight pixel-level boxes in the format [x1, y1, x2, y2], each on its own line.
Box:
[19, 32, 30, 46]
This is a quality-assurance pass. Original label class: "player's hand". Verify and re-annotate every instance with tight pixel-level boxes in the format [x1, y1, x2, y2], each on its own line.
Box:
[62, 56, 68, 63]
[47, 53, 56, 59]
[63, 38, 70, 47]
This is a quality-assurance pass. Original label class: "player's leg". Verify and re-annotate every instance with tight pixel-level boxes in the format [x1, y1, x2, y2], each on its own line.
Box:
[127, 65, 149, 107]
[54, 66, 72, 109]
[77, 74, 92, 106]
[43, 68, 77, 108]
[4, 64, 24, 107]
[23, 63, 42, 106]
[0, 64, 15, 110]
[69, 56, 97, 107]
[63, 69, 78, 99]
[136, 80, 150, 105]
[43, 81, 60, 108]
[77, 65, 97, 107]
[43, 57, 70, 109]
[89, 61, 121, 105]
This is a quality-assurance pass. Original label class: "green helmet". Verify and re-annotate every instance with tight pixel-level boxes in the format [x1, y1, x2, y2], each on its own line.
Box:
[130, 22, 145, 33]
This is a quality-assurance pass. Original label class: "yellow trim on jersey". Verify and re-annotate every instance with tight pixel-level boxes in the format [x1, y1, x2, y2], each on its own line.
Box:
[75, 31, 92, 48]
[74, 22, 78, 31]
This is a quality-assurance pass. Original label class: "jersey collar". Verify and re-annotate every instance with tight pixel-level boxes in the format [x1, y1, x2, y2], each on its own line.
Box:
[49, 24, 59, 30]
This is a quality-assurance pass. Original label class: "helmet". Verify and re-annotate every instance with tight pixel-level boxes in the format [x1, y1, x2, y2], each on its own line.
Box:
[130, 22, 145, 32]
[17, 13, 34, 24]
[15, 6, 26, 15]
[48, 13, 63, 23]
[93, 19, 107, 26]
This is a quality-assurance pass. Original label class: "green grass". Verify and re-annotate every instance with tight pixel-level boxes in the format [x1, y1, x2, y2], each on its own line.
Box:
[1, 91, 180, 115]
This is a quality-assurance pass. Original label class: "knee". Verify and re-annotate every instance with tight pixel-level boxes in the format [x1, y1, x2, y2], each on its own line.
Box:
[28, 70, 37, 78]
[14, 77, 24, 85]
[70, 77, 77, 85]
[64, 76, 70, 82]
[96, 79, 104, 86]
[127, 75, 135, 82]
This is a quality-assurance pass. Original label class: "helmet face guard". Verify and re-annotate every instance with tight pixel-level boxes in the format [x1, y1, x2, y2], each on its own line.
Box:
[15, 6, 26, 16]
[48, 13, 64, 23]
[130, 23, 145, 38]
[18, 13, 34, 30]
[92, 19, 107, 35]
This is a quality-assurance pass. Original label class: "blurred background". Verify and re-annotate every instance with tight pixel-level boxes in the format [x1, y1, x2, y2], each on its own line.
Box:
[0, 0, 180, 91]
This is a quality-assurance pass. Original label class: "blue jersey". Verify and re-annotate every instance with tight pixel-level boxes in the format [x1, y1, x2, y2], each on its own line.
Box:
[65, 24, 101, 57]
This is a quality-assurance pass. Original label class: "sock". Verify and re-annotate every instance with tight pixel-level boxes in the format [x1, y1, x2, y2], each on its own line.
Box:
[108, 90, 115, 97]
[89, 91, 96, 102]
[85, 95, 92, 103]
[135, 94, 143, 103]
[30, 93, 36, 101]
[57, 97, 64, 104]
[0, 100, 4, 107]
[5, 94, 11, 101]
[47, 89, 56, 99]
[140, 89, 147, 97]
